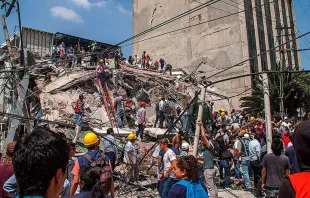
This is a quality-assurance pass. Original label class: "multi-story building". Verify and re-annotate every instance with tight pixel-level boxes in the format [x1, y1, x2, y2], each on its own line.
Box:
[133, 0, 301, 108]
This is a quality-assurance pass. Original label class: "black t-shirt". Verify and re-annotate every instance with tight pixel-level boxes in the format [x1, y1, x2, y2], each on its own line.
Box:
[221, 150, 233, 161]
[278, 178, 295, 198]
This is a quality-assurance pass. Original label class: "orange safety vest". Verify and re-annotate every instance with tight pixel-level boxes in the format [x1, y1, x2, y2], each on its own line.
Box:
[74, 99, 82, 113]
[289, 172, 310, 198]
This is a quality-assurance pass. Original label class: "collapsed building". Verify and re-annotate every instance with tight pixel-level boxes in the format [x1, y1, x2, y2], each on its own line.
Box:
[0, 27, 232, 196]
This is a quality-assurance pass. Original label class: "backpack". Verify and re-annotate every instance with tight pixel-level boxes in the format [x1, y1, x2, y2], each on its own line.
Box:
[175, 180, 209, 198]
[84, 153, 112, 193]
[240, 138, 250, 157]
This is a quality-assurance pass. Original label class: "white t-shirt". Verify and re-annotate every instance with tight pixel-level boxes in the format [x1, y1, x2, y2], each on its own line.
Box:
[123, 141, 137, 164]
[163, 149, 177, 178]
[152, 145, 161, 158]
[233, 140, 241, 160]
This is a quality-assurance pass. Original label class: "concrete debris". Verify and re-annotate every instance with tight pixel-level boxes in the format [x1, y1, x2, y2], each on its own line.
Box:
[0, 44, 232, 197]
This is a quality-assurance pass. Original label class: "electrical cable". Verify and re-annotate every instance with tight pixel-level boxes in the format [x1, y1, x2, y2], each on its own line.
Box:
[205, 31, 310, 79]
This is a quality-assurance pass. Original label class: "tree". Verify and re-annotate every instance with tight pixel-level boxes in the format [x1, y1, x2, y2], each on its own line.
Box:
[240, 71, 310, 118]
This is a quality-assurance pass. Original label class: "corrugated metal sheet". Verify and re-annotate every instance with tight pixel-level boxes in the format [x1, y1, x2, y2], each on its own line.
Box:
[22, 27, 54, 57]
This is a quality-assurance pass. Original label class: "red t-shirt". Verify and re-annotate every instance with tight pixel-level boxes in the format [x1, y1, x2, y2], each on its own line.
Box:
[0, 162, 14, 198]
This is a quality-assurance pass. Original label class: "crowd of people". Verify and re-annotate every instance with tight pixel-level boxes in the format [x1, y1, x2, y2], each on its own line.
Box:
[128, 51, 173, 76]
[51, 40, 121, 68]
[0, 108, 310, 197]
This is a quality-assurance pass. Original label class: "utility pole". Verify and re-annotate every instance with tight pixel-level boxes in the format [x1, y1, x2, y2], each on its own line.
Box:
[193, 86, 206, 157]
[262, 73, 272, 153]
[16, 0, 24, 67]
[1, 16, 13, 59]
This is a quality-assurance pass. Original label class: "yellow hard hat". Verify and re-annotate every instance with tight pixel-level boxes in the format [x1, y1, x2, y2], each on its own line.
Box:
[221, 108, 226, 112]
[128, 133, 137, 140]
[100, 59, 104, 63]
[214, 110, 219, 113]
[250, 117, 255, 121]
[84, 132, 100, 147]
[221, 112, 226, 116]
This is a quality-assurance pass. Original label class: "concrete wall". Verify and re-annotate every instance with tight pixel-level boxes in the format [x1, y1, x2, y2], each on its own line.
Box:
[22, 27, 54, 58]
[133, 0, 252, 109]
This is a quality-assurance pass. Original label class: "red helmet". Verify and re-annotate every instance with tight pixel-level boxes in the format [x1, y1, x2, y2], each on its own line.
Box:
[140, 101, 147, 106]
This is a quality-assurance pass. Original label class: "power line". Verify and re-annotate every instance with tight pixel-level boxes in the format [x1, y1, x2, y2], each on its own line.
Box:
[296, 4, 310, 20]
[101, 0, 222, 55]
[205, 31, 310, 79]
[121, 0, 277, 48]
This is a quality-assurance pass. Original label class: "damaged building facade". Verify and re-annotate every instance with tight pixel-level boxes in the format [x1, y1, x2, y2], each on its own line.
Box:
[133, 0, 301, 108]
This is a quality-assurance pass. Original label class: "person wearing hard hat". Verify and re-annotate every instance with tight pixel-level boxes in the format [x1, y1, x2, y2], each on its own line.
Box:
[136, 101, 147, 141]
[70, 132, 115, 197]
[216, 111, 231, 127]
[250, 116, 255, 122]
[212, 110, 219, 119]
[73, 94, 84, 143]
[180, 142, 189, 157]
[123, 133, 139, 181]
[96, 59, 107, 88]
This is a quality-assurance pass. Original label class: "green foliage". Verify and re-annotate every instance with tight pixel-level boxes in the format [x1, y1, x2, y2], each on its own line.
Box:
[240, 71, 310, 118]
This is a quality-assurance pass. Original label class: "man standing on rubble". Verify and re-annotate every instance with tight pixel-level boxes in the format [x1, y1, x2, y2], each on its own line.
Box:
[142, 51, 146, 69]
[158, 97, 166, 128]
[104, 128, 117, 172]
[159, 138, 177, 198]
[71, 132, 115, 197]
[73, 94, 84, 143]
[159, 58, 166, 71]
[96, 59, 107, 88]
[136, 101, 147, 141]
[166, 96, 177, 128]
[123, 133, 139, 182]
[113, 92, 125, 128]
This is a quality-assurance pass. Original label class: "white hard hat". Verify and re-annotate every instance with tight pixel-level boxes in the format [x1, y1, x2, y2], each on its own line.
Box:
[284, 117, 288, 120]
[244, 134, 250, 139]
[181, 142, 189, 151]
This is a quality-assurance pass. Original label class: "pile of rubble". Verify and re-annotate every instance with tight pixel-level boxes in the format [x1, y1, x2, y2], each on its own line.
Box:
[0, 48, 233, 196]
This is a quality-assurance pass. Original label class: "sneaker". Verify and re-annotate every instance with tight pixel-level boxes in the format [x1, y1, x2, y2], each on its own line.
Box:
[225, 187, 231, 191]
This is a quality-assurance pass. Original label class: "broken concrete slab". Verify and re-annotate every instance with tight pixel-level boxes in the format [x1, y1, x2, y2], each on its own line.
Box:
[43, 71, 95, 93]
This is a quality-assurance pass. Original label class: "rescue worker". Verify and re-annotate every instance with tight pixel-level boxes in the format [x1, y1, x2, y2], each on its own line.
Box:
[136, 101, 147, 141]
[250, 116, 255, 122]
[163, 64, 172, 76]
[142, 51, 146, 69]
[96, 59, 107, 88]
[73, 94, 84, 143]
[70, 132, 115, 197]
[113, 92, 125, 128]
[123, 133, 139, 181]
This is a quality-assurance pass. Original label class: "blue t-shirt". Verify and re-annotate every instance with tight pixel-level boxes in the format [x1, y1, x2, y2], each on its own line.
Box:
[168, 184, 187, 198]
[171, 147, 180, 156]
[168, 182, 208, 198]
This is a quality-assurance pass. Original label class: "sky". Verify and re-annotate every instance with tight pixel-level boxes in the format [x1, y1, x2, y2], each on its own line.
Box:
[0, 0, 309, 69]
[0, 0, 133, 57]
[294, 0, 310, 70]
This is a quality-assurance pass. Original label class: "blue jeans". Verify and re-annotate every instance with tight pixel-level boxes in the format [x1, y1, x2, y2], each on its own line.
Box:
[116, 109, 123, 128]
[220, 160, 230, 188]
[136, 124, 144, 139]
[241, 159, 252, 189]
[180, 114, 187, 131]
[75, 113, 83, 126]
[161, 177, 175, 198]
[234, 160, 242, 179]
